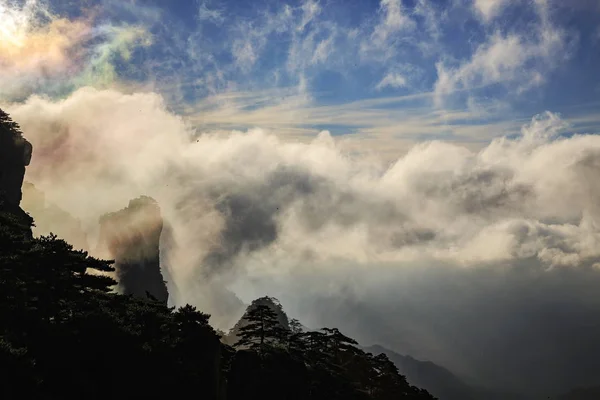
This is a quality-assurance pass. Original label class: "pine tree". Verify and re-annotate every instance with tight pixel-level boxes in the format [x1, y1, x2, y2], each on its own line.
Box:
[234, 304, 287, 355]
[0, 108, 24, 138]
[287, 318, 306, 354]
[323, 327, 359, 355]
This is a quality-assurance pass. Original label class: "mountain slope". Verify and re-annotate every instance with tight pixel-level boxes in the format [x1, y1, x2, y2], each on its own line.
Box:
[365, 345, 527, 400]
[365, 345, 475, 400]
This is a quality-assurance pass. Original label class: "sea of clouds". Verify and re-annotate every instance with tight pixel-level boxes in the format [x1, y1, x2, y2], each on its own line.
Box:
[6, 86, 600, 395]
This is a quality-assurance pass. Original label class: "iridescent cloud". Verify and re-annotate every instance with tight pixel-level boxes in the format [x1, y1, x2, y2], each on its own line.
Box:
[0, 0, 150, 100]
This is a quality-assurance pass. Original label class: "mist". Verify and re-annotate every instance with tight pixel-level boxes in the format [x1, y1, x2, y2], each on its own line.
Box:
[5, 87, 600, 395]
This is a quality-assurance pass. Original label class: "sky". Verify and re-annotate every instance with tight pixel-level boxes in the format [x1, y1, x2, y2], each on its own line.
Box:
[1, 0, 600, 157]
[2, 0, 600, 397]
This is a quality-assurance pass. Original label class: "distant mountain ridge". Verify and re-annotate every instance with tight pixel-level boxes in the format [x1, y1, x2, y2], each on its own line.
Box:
[364, 345, 527, 400]
[364, 344, 474, 400]
[225, 299, 501, 400]
[225, 299, 500, 400]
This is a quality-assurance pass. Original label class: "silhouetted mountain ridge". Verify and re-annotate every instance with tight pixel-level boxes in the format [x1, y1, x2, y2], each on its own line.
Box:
[365, 344, 528, 400]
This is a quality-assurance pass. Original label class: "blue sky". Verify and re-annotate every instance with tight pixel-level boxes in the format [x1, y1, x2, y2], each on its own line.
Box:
[1, 0, 600, 156]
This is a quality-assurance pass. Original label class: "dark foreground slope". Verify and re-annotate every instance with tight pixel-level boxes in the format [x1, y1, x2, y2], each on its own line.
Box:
[0, 206, 437, 400]
[0, 209, 224, 399]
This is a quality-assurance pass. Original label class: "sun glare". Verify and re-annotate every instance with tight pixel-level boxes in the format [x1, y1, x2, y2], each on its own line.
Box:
[0, 4, 27, 49]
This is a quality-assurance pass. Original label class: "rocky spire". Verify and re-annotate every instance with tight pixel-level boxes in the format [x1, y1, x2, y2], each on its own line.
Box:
[96, 196, 169, 304]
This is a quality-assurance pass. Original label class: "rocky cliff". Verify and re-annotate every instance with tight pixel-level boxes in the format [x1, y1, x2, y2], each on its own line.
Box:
[0, 109, 32, 206]
[96, 196, 168, 304]
[0, 108, 33, 230]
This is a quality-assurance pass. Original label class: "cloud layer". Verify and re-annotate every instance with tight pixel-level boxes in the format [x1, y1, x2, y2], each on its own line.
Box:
[0, 0, 150, 100]
[5, 87, 600, 395]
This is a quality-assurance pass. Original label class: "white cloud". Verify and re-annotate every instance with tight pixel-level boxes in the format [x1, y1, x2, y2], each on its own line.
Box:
[472, 0, 510, 22]
[230, 4, 295, 72]
[7, 88, 600, 393]
[414, 0, 445, 40]
[311, 36, 334, 65]
[360, 0, 416, 60]
[198, 1, 225, 25]
[434, 20, 568, 106]
[377, 0, 415, 36]
[8, 88, 600, 282]
[232, 40, 258, 71]
[432, 0, 576, 107]
[298, 0, 321, 32]
[375, 72, 407, 90]
[434, 32, 526, 101]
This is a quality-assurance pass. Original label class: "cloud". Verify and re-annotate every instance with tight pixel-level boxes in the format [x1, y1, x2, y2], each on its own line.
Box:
[375, 0, 415, 38]
[178, 86, 526, 161]
[310, 35, 334, 65]
[230, 4, 295, 72]
[434, 32, 527, 101]
[0, 0, 151, 100]
[5, 88, 600, 395]
[0, 0, 90, 97]
[433, 0, 577, 107]
[413, 0, 445, 41]
[375, 72, 407, 90]
[78, 24, 152, 88]
[361, 0, 415, 61]
[298, 0, 321, 32]
[198, 1, 225, 25]
[472, 0, 510, 21]
[434, 23, 569, 106]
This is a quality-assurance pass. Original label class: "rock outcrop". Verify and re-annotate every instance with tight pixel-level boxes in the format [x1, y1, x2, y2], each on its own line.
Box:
[96, 196, 168, 304]
[0, 108, 33, 230]
[0, 109, 32, 207]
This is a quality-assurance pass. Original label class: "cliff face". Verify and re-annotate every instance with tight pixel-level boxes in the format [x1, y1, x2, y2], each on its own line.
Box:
[0, 109, 32, 209]
[0, 109, 33, 233]
[97, 196, 168, 304]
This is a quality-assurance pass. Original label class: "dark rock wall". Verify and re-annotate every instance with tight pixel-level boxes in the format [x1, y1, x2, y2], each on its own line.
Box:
[0, 109, 32, 208]
[0, 109, 33, 232]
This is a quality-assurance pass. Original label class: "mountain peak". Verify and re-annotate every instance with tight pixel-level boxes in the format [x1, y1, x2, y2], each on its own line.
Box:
[224, 296, 290, 346]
